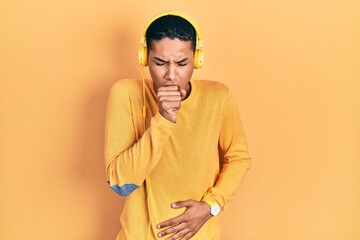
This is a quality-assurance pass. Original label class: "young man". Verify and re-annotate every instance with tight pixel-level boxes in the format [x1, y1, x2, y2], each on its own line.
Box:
[105, 12, 251, 240]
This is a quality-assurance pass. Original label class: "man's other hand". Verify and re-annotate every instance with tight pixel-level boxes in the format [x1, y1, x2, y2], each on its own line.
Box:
[157, 200, 212, 239]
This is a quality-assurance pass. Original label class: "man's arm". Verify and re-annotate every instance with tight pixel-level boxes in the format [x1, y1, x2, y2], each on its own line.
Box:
[201, 89, 251, 209]
[105, 80, 176, 196]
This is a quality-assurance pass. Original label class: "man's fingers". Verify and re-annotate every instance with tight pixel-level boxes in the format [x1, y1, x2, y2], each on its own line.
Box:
[181, 231, 194, 240]
[157, 91, 182, 105]
[164, 229, 189, 240]
[156, 84, 184, 123]
[157, 215, 183, 229]
[157, 87, 186, 100]
[157, 91, 181, 97]
[157, 200, 210, 238]
[158, 95, 182, 102]
[158, 85, 180, 92]
[180, 89, 187, 98]
[171, 200, 196, 209]
[157, 222, 185, 238]
[159, 100, 181, 112]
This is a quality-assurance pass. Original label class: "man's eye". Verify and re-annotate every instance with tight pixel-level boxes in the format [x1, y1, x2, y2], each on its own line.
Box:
[178, 63, 187, 66]
[155, 62, 166, 66]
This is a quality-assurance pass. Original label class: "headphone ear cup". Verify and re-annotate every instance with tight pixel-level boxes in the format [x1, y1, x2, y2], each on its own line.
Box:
[194, 49, 204, 69]
[138, 46, 148, 66]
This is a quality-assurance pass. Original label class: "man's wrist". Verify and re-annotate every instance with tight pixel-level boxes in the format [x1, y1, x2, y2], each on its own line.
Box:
[202, 199, 221, 217]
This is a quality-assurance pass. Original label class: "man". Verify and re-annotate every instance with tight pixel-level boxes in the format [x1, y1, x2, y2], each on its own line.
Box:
[105, 11, 250, 240]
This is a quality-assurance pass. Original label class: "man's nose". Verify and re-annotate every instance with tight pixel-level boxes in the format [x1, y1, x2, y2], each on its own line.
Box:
[165, 63, 176, 81]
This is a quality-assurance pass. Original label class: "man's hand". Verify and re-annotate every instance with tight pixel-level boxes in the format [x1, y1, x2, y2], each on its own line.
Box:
[157, 84, 186, 123]
[157, 200, 212, 239]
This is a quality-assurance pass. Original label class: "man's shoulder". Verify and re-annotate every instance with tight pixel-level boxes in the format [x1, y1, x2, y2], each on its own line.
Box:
[109, 79, 142, 95]
[193, 80, 230, 96]
[111, 79, 142, 88]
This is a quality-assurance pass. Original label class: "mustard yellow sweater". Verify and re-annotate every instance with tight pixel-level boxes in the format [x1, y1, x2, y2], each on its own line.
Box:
[105, 79, 250, 240]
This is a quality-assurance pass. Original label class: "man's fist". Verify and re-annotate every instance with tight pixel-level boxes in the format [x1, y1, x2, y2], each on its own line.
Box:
[157, 84, 186, 123]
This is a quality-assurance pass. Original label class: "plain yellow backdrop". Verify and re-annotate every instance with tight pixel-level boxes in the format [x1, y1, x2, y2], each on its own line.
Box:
[1, 0, 359, 239]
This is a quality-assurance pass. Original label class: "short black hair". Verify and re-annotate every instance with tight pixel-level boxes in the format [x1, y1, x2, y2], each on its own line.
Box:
[146, 15, 196, 52]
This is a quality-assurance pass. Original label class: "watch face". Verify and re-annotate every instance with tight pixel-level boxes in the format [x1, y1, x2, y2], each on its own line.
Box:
[211, 203, 221, 216]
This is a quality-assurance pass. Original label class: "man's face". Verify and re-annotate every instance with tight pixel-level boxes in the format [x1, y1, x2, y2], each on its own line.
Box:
[148, 38, 194, 99]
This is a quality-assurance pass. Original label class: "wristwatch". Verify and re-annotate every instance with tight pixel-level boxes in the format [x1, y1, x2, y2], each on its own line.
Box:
[202, 199, 221, 217]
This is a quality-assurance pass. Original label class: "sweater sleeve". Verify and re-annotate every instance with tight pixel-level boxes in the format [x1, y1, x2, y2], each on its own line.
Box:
[201, 90, 251, 210]
[104, 81, 175, 196]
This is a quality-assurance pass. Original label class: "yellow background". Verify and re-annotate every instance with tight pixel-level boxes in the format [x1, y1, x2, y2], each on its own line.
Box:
[1, 0, 359, 239]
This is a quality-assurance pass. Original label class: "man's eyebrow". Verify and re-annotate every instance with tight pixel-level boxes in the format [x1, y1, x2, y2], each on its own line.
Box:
[153, 57, 168, 63]
[153, 57, 189, 64]
[175, 58, 189, 64]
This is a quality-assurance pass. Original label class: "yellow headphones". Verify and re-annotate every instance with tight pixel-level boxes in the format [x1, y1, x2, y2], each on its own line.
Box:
[138, 10, 204, 69]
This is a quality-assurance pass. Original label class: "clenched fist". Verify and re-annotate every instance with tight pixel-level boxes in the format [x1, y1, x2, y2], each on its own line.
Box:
[157, 84, 186, 123]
